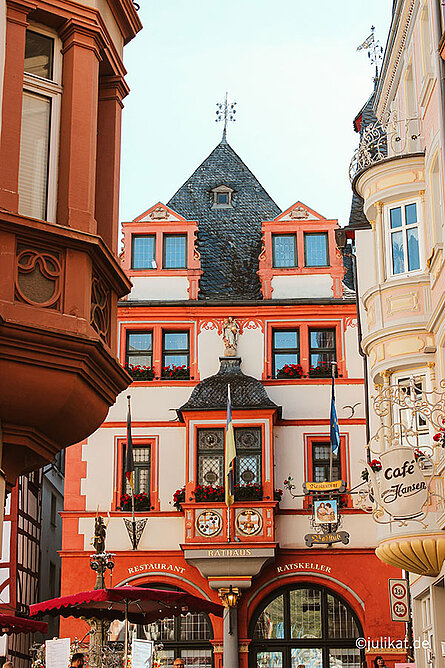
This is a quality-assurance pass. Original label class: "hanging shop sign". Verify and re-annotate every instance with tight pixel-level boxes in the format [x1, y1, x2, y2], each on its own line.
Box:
[388, 578, 410, 622]
[368, 447, 428, 520]
[303, 480, 346, 494]
[305, 531, 350, 547]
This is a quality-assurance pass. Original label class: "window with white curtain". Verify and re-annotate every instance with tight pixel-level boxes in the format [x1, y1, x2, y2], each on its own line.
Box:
[386, 201, 422, 276]
[18, 27, 61, 222]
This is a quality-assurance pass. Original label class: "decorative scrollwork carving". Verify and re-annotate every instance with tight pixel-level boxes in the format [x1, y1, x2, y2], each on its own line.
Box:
[15, 247, 62, 308]
[90, 271, 111, 344]
[373, 379, 445, 431]
[349, 112, 422, 182]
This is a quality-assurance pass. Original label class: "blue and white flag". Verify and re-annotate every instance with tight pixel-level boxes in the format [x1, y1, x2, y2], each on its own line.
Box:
[330, 376, 340, 455]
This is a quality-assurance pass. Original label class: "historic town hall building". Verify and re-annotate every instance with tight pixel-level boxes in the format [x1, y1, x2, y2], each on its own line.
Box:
[60, 135, 404, 668]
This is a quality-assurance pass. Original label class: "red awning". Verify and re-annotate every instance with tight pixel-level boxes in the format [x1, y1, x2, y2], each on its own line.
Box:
[30, 586, 223, 624]
[0, 614, 48, 635]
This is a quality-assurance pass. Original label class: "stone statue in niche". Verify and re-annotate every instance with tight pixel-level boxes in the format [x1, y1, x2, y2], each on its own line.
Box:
[222, 317, 240, 356]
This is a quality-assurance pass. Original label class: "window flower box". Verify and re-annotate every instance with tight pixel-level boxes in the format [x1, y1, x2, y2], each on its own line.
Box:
[193, 484, 224, 503]
[274, 488, 283, 502]
[125, 364, 155, 381]
[308, 362, 337, 378]
[173, 485, 185, 511]
[120, 492, 151, 511]
[234, 483, 262, 501]
[161, 364, 190, 380]
[361, 459, 382, 481]
[276, 364, 303, 379]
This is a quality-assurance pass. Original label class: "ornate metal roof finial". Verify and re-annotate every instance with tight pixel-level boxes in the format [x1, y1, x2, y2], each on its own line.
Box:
[357, 26, 383, 82]
[215, 92, 236, 143]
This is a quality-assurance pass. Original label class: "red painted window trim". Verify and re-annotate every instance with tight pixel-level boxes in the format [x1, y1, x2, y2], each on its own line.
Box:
[119, 321, 198, 382]
[303, 434, 352, 508]
[113, 436, 160, 512]
[265, 320, 346, 380]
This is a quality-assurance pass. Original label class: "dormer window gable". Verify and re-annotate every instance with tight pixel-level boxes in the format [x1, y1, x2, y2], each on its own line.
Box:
[121, 202, 202, 299]
[257, 201, 346, 299]
[211, 185, 234, 209]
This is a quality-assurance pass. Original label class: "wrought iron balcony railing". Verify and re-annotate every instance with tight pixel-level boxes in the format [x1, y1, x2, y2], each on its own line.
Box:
[349, 113, 422, 182]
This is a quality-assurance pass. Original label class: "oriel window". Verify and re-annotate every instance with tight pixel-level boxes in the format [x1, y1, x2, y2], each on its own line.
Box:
[389, 203, 420, 275]
[197, 429, 224, 487]
[235, 427, 262, 488]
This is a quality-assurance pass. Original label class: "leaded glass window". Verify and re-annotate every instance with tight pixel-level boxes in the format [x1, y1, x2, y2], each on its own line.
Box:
[312, 442, 340, 483]
[273, 234, 297, 268]
[235, 427, 262, 488]
[197, 429, 224, 487]
[304, 233, 329, 266]
[124, 445, 150, 495]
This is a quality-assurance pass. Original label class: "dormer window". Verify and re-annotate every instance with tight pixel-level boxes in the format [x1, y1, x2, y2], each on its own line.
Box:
[211, 185, 233, 209]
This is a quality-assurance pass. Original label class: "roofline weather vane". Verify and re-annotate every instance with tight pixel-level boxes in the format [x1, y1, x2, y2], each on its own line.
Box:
[215, 92, 236, 142]
[357, 26, 383, 81]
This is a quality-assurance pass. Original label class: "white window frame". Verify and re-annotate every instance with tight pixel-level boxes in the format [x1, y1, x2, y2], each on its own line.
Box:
[19, 24, 62, 223]
[384, 198, 423, 278]
[391, 370, 431, 449]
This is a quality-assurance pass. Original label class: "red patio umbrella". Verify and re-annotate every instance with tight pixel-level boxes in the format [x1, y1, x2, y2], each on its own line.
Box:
[0, 614, 48, 635]
[29, 586, 223, 624]
[30, 586, 223, 665]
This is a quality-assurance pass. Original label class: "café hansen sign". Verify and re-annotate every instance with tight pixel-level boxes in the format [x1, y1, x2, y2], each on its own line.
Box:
[367, 446, 428, 520]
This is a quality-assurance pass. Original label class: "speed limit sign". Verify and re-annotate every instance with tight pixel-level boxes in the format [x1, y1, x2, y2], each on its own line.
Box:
[389, 579, 410, 622]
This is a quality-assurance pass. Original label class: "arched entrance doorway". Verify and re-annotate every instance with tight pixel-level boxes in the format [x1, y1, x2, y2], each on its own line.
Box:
[113, 582, 214, 667]
[249, 583, 364, 668]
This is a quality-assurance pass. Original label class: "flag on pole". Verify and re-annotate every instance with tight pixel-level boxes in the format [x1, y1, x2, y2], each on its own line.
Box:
[356, 31, 374, 52]
[224, 385, 236, 507]
[124, 395, 134, 490]
[330, 376, 340, 455]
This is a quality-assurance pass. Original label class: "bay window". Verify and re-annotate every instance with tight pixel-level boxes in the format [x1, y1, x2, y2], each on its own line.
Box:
[388, 202, 420, 275]
[18, 28, 61, 222]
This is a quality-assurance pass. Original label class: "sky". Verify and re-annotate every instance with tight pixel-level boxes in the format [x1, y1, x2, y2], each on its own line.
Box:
[119, 1, 392, 227]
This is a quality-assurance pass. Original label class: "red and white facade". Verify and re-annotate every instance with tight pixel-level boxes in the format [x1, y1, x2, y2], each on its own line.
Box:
[60, 151, 405, 668]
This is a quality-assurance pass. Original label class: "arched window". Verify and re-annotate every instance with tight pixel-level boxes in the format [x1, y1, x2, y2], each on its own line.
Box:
[249, 584, 363, 668]
[138, 583, 213, 668]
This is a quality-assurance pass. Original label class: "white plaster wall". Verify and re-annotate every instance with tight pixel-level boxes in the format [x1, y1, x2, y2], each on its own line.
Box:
[274, 423, 367, 509]
[81, 430, 115, 511]
[344, 325, 363, 377]
[271, 274, 333, 299]
[198, 329, 224, 378]
[266, 383, 366, 420]
[237, 326, 264, 378]
[276, 513, 378, 549]
[128, 276, 189, 301]
[107, 386, 192, 422]
[79, 517, 184, 552]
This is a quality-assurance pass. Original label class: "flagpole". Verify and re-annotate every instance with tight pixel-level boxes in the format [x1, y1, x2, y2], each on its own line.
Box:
[329, 363, 337, 483]
[126, 395, 137, 550]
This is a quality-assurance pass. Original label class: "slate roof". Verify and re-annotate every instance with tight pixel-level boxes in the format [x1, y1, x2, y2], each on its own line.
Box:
[349, 87, 385, 228]
[167, 137, 281, 300]
[178, 357, 280, 420]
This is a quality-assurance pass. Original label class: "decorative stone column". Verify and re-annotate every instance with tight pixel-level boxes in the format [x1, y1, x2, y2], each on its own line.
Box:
[219, 587, 241, 668]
